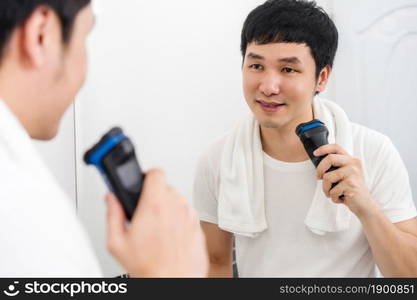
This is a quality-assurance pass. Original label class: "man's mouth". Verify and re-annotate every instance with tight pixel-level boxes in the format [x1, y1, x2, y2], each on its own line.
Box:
[255, 99, 286, 112]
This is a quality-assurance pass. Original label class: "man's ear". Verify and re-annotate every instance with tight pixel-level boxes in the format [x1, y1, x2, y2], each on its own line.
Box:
[316, 65, 332, 93]
[20, 6, 59, 68]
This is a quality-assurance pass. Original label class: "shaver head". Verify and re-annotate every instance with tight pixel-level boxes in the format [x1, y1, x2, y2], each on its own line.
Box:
[84, 127, 125, 167]
[295, 119, 330, 167]
[295, 119, 326, 138]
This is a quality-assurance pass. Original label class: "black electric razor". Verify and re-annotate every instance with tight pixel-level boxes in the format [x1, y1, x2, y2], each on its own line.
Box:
[84, 127, 145, 220]
[296, 119, 342, 197]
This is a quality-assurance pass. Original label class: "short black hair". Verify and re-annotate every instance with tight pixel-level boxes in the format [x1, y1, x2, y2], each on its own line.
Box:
[0, 0, 91, 60]
[241, 0, 338, 78]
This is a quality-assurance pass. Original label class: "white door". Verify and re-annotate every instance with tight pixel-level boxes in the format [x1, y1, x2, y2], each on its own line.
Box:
[332, 0, 417, 203]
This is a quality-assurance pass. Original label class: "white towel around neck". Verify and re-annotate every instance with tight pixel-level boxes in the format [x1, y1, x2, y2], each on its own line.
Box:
[218, 96, 353, 237]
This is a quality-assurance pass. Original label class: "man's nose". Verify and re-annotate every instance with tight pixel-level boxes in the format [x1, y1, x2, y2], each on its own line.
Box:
[259, 73, 281, 97]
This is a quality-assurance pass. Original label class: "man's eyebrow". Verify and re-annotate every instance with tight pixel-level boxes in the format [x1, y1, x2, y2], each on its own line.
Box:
[246, 52, 264, 60]
[246, 53, 301, 65]
[278, 57, 301, 64]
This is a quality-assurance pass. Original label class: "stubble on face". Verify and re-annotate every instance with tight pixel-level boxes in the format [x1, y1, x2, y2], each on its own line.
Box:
[260, 121, 280, 128]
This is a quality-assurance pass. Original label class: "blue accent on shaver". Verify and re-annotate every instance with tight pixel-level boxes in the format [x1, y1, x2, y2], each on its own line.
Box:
[85, 133, 126, 193]
[86, 134, 126, 167]
[297, 121, 324, 135]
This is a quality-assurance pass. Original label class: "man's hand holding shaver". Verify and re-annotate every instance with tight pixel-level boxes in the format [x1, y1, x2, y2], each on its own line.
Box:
[314, 144, 378, 217]
[105, 169, 209, 277]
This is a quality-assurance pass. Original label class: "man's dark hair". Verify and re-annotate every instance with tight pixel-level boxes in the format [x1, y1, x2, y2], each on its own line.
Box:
[241, 0, 338, 79]
[0, 0, 91, 60]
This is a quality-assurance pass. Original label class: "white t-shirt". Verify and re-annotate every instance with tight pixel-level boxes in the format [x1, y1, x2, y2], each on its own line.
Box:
[0, 101, 102, 277]
[193, 122, 417, 277]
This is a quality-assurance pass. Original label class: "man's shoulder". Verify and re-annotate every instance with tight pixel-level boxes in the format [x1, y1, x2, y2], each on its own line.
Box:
[197, 134, 228, 171]
[351, 122, 390, 145]
[350, 123, 399, 177]
[351, 122, 392, 155]
[0, 154, 101, 277]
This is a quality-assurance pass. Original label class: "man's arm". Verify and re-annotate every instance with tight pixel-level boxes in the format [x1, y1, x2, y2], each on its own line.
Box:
[315, 144, 417, 277]
[200, 221, 233, 277]
[359, 207, 417, 277]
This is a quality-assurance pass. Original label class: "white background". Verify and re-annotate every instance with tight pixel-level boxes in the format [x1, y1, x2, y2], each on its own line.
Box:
[34, 0, 417, 276]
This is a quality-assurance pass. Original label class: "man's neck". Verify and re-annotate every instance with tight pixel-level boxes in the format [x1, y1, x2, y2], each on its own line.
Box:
[0, 67, 38, 138]
[260, 111, 314, 163]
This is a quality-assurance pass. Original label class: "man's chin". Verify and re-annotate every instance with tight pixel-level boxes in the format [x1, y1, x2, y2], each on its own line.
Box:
[253, 111, 284, 129]
[257, 116, 285, 129]
[30, 124, 59, 141]
[259, 121, 281, 129]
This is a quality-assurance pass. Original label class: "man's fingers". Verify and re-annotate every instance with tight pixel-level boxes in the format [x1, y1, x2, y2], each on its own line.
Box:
[130, 169, 178, 224]
[314, 144, 348, 157]
[106, 193, 127, 256]
[139, 169, 167, 205]
[322, 166, 354, 195]
[316, 154, 351, 179]
[328, 182, 346, 204]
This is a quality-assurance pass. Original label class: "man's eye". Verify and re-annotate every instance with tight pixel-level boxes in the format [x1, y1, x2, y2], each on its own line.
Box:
[249, 64, 263, 70]
[282, 67, 296, 73]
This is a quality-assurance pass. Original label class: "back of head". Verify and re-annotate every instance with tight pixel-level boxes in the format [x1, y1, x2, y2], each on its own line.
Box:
[0, 0, 91, 140]
[241, 0, 338, 78]
[0, 0, 91, 64]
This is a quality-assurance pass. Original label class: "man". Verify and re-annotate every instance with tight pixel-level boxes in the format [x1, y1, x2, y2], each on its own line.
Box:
[0, 0, 207, 277]
[193, 0, 417, 277]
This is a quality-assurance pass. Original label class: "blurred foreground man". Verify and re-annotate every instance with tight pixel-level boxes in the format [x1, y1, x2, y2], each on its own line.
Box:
[0, 0, 207, 277]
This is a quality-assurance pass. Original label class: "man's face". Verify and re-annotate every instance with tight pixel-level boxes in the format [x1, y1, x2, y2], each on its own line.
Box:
[242, 42, 321, 130]
[40, 4, 95, 139]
